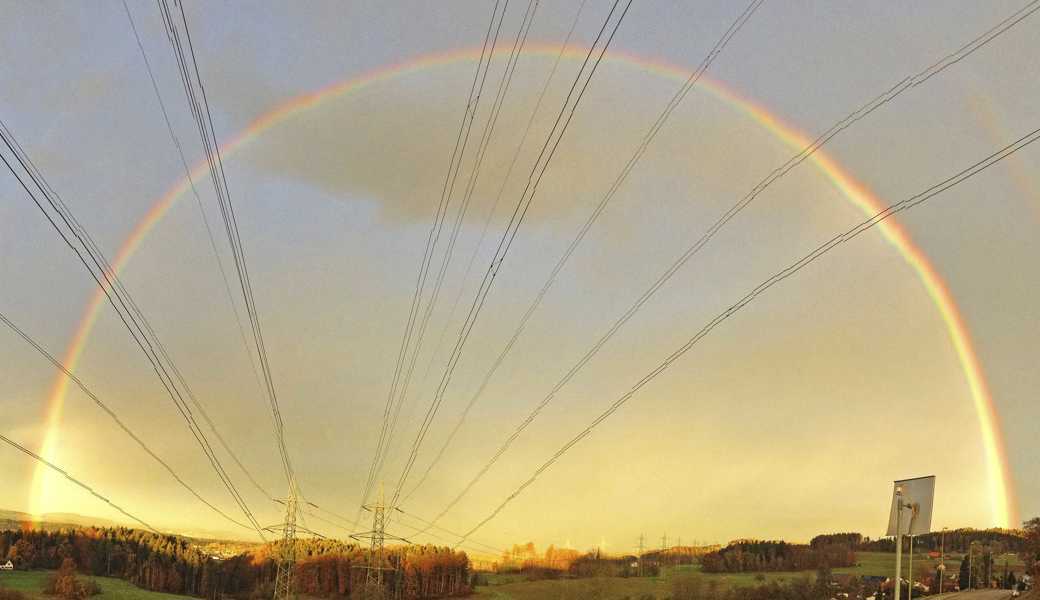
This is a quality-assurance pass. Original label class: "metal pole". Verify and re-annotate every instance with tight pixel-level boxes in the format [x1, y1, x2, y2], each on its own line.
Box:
[907, 535, 914, 600]
[894, 491, 903, 600]
[939, 528, 945, 595]
[969, 543, 974, 590]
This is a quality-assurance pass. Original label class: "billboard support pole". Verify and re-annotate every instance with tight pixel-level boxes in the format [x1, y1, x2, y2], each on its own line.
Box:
[908, 535, 914, 600]
[894, 488, 904, 600]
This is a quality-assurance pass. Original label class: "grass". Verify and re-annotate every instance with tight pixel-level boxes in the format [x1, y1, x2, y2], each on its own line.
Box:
[473, 551, 1029, 600]
[474, 564, 808, 600]
[0, 571, 193, 600]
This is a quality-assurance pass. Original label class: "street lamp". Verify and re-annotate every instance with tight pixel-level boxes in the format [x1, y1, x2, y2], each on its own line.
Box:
[969, 541, 980, 590]
[938, 527, 947, 595]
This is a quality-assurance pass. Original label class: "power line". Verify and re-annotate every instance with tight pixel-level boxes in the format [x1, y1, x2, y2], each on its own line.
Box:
[401, 0, 590, 503]
[121, 0, 273, 503]
[300, 506, 499, 561]
[454, 124, 1040, 545]
[0, 122, 267, 539]
[157, 0, 296, 494]
[296, 488, 504, 556]
[388, 0, 634, 512]
[0, 310, 255, 532]
[1, 432, 162, 535]
[393, 508, 504, 556]
[368, 0, 538, 511]
[406, 0, 763, 507]
[356, 0, 510, 520]
[417, 0, 1038, 528]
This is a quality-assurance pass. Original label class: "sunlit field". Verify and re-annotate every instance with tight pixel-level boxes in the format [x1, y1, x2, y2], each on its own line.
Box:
[0, 571, 193, 600]
[473, 551, 1029, 600]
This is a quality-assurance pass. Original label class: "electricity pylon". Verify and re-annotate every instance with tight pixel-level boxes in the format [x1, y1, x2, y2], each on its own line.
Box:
[637, 534, 645, 577]
[265, 485, 328, 600]
[271, 487, 299, 600]
[351, 485, 410, 598]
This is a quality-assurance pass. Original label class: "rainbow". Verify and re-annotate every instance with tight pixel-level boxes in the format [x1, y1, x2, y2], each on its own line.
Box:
[969, 94, 1040, 224]
[29, 45, 1018, 527]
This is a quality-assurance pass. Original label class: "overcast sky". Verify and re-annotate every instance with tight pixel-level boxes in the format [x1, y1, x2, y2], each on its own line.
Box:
[1, 1, 1038, 553]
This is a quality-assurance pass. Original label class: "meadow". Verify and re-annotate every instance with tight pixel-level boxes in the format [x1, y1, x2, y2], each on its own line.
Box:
[0, 570, 193, 600]
[472, 551, 1023, 600]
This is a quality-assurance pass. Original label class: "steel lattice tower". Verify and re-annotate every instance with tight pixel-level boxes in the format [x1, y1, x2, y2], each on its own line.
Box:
[272, 489, 298, 600]
[351, 485, 410, 598]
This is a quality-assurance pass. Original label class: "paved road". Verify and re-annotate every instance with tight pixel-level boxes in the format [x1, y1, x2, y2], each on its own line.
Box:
[926, 590, 1016, 600]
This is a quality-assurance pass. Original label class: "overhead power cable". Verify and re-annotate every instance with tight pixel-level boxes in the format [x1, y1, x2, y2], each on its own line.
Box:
[389, 0, 634, 511]
[455, 124, 1040, 545]
[356, 0, 510, 520]
[419, 0, 1039, 527]
[401, 0, 590, 502]
[121, 0, 273, 503]
[299, 493, 504, 557]
[367, 0, 536, 511]
[405, 0, 764, 505]
[0, 122, 268, 539]
[1, 432, 162, 535]
[157, 0, 296, 492]
[0, 310, 255, 532]
[299, 506, 498, 559]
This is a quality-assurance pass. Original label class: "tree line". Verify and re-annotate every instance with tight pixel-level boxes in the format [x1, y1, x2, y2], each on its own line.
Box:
[699, 540, 856, 573]
[850, 528, 1028, 553]
[0, 527, 470, 599]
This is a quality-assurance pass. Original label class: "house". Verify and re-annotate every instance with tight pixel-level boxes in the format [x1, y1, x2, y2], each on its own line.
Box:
[0, 560, 13, 571]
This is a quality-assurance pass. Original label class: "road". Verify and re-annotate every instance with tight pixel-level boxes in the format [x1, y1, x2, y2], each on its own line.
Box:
[926, 590, 1016, 600]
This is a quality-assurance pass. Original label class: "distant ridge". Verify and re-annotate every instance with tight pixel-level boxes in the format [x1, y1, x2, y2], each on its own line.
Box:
[0, 508, 252, 543]
[0, 508, 121, 530]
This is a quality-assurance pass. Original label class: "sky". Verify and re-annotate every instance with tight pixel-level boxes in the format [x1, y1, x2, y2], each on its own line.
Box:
[1, 1, 1038, 556]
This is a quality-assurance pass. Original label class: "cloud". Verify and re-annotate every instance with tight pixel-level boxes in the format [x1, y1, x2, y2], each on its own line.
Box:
[236, 56, 759, 227]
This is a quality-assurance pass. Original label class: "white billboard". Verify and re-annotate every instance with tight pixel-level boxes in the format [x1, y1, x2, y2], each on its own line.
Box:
[886, 476, 935, 536]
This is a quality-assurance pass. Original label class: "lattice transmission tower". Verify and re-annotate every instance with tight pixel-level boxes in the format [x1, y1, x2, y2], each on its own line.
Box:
[351, 485, 410, 599]
[269, 487, 299, 600]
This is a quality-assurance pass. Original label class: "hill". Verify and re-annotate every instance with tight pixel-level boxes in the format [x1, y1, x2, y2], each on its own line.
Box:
[0, 510, 120, 532]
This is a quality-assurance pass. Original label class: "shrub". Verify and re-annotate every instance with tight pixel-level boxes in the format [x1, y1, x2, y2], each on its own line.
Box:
[0, 589, 29, 600]
[43, 558, 101, 599]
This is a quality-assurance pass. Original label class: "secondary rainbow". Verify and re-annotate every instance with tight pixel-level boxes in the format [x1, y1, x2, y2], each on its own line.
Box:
[29, 45, 1018, 527]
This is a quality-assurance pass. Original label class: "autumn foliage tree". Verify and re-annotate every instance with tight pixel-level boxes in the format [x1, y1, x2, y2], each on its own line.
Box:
[1025, 517, 1040, 576]
[1, 528, 468, 600]
[43, 558, 101, 599]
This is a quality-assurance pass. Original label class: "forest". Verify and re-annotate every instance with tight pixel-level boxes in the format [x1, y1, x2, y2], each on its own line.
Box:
[699, 540, 857, 573]
[0, 528, 470, 599]
[811, 528, 1029, 553]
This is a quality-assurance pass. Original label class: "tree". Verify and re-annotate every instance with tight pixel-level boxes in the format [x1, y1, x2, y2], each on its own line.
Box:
[958, 556, 970, 590]
[1024, 517, 1040, 576]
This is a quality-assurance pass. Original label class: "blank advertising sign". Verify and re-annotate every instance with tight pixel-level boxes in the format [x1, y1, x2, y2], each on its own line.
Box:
[886, 476, 935, 536]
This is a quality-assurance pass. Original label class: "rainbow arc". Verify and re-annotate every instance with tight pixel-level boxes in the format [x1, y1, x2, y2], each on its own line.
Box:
[29, 47, 1017, 528]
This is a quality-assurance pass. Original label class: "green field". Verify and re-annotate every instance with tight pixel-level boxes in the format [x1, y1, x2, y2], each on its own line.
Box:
[473, 552, 1026, 600]
[0, 571, 193, 600]
[475, 564, 804, 600]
